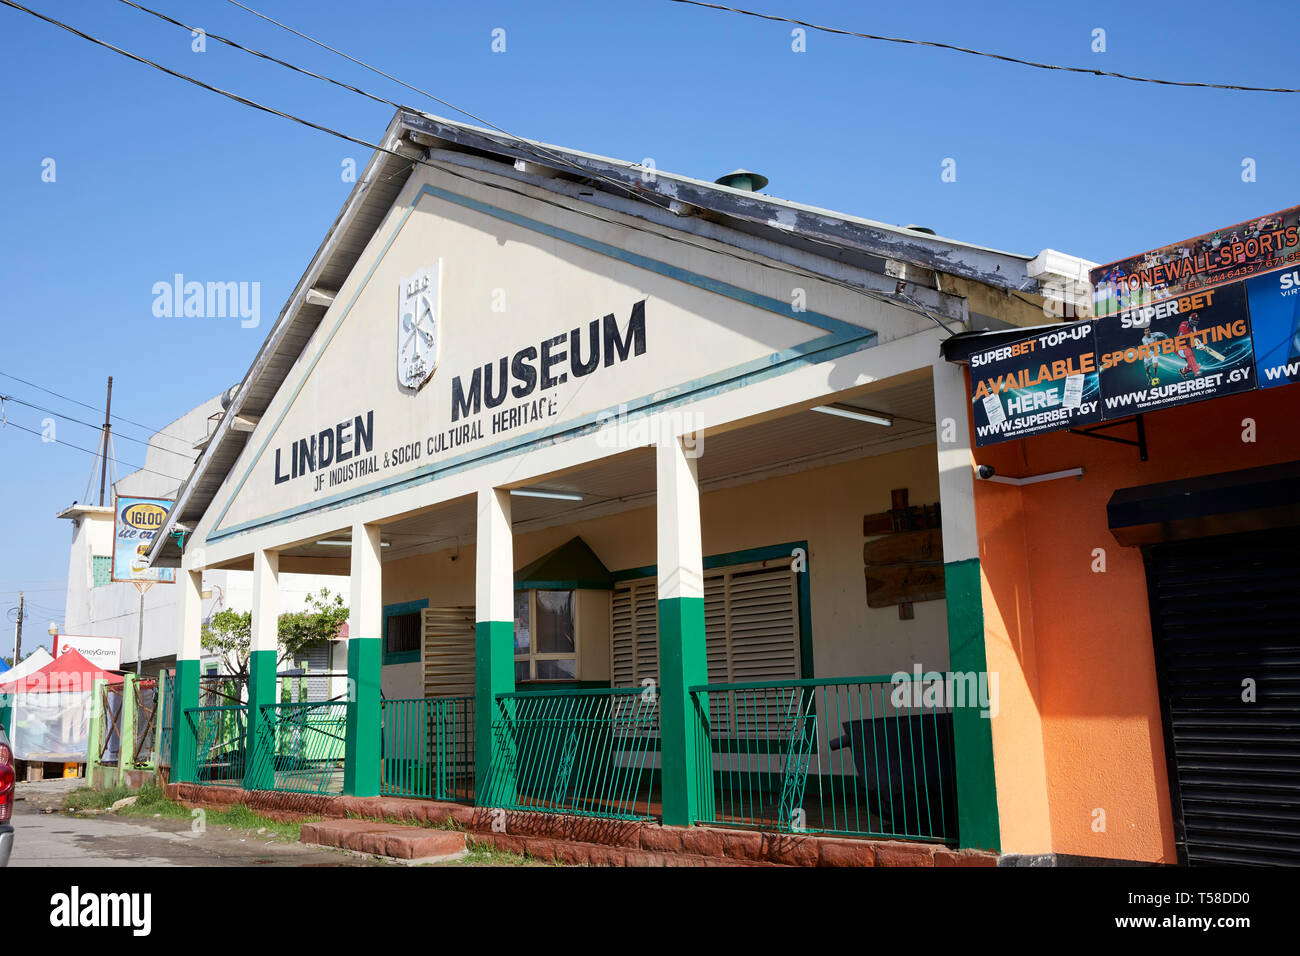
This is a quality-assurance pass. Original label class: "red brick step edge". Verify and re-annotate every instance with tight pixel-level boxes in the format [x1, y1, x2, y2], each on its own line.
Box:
[166, 783, 995, 868]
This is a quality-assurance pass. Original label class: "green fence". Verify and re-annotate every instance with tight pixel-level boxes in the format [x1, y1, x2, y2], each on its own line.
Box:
[380, 697, 475, 802]
[157, 670, 174, 768]
[482, 688, 659, 820]
[690, 676, 957, 843]
[186, 705, 248, 787]
[255, 702, 348, 795]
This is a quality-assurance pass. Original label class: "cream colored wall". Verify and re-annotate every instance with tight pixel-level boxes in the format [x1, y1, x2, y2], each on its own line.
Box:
[377, 442, 948, 690]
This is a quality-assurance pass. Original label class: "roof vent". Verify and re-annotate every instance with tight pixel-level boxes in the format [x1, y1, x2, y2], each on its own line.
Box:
[904, 224, 936, 235]
[220, 383, 241, 410]
[715, 169, 769, 192]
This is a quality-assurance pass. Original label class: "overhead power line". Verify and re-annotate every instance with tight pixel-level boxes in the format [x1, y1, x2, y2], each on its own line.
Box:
[0, 393, 199, 462]
[0, 369, 188, 444]
[670, 0, 1300, 94]
[216, 0, 957, 331]
[0, 417, 188, 484]
[0, 0, 958, 331]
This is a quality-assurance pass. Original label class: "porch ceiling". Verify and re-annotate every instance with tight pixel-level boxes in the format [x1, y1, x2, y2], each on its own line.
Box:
[272, 375, 936, 565]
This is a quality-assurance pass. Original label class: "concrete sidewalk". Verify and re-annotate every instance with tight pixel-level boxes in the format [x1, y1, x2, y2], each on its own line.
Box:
[7, 780, 386, 867]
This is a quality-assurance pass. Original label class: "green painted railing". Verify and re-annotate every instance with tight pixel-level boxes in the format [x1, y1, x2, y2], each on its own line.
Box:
[380, 697, 475, 802]
[690, 676, 957, 843]
[185, 705, 248, 787]
[157, 670, 175, 768]
[482, 688, 659, 820]
[198, 674, 247, 707]
[256, 702, 348, 795]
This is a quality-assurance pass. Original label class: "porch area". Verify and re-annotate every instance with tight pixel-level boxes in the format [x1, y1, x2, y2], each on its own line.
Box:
[166, 365, 1000, 860]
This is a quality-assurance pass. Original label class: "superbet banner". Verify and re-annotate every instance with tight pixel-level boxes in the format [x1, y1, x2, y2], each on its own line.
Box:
[971, 205, 1300, 446]
[970, 322, 1102, 444]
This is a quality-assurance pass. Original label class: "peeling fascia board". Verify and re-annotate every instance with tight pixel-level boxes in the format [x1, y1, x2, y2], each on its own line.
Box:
[422, 146, 966, 323]
[400, 110, 1039, 292]
[145, 114, 419, 569]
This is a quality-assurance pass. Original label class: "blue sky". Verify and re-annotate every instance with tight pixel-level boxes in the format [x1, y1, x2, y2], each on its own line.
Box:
[1, 0, 1296, 652]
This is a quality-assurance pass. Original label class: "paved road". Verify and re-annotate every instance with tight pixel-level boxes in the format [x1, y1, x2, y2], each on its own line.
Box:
[7, 780, 383, 868]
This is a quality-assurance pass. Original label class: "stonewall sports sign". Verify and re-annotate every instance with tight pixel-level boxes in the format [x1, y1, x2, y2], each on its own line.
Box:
[971, 204, 1300, 446]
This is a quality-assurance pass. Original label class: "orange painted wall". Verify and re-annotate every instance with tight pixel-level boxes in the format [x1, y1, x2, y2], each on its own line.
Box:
[973, 381, 1300, 861]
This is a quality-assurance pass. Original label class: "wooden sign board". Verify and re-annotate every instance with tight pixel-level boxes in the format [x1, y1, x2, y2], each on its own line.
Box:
[863, 488, 944, 619]
[865, 565, 947, 608]
[863, 528, 943, 566]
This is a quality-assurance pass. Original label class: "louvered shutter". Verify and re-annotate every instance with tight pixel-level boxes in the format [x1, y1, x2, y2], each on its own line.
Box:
[422, 606, 476, 698]
[709, 565, 800, 683]
[1145, 527, 1300, 866]
[611, 559, 800, 687]
[611, 579, 659, 687]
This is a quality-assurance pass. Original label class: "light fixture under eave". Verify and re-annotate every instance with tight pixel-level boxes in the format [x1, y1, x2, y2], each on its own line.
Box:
[510, 489, 584, 501]
[317, 539, 391, 547]
[812, 404, 893, 427]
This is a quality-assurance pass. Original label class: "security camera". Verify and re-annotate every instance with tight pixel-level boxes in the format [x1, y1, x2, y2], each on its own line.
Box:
[976, 464, 996, 480]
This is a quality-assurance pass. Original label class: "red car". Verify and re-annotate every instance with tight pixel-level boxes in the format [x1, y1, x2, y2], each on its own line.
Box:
[0, 728, 13, 866]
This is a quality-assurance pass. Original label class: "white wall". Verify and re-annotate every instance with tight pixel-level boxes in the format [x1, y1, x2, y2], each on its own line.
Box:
[59, 395, 350, 671]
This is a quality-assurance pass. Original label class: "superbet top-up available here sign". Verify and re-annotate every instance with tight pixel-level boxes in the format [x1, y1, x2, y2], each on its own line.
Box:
[971, 204, 1300, 446]
[111, 496, 176, 584]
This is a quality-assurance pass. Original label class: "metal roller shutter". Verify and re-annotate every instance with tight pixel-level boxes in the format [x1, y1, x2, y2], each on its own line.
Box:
[1144, 526, 1300, 866]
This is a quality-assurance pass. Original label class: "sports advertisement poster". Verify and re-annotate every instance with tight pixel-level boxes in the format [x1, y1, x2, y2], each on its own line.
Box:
[111, 496, 176, 584]
[1244, 267, 1300, 389]
[1092, 205, 1300, 318]
[970, 321, 1103, 446]
[1093, 282, 1256, 416]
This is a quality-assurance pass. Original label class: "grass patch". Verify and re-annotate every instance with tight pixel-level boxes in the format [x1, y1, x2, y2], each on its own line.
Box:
[457, 839, 547, 867]
[64, 785, 131, 811]
[69, 782, 313, 842]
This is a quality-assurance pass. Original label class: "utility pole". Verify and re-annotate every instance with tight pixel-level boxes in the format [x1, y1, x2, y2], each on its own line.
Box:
[13, 590, 23, 663]
[98, 376, 113, 507]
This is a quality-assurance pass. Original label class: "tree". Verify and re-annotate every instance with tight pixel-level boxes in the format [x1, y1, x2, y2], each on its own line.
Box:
[200, 588, 348, 682]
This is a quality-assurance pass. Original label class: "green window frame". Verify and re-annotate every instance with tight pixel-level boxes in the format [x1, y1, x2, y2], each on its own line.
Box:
[382, 599, 428, 666]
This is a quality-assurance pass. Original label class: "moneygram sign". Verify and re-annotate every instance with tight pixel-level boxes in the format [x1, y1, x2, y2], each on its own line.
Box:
[972, 204, 1300, 446]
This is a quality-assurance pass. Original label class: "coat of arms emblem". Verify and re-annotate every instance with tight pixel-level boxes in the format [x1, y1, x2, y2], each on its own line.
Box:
[397, 263, 440, 390]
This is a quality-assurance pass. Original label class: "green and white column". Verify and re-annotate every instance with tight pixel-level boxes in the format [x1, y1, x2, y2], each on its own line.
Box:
[343, 523, 383, 796]
[656, 436, 711, 827]
[169, 568, 203, 783]
[475, 487, 516, 806]
[933, 358, 1001, 851]
[244, 548, 279, 790]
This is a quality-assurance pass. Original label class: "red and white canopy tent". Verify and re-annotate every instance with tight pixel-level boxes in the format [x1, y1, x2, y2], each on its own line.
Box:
[0, 649, 123, 760]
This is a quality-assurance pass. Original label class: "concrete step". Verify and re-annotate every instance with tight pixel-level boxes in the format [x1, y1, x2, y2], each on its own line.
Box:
[300, 818, 467, 863]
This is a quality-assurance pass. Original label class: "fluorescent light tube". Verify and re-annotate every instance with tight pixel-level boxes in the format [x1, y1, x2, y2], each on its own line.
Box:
[812, 404, 893, 427]
[510, 489, 584, 501]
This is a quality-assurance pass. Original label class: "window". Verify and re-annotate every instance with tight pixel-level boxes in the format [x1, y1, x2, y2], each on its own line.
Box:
[383, 600, 428, 665]
[514, 589, 578, 682]
[92, 555, 113, 588]
[611, 557, 802, 687]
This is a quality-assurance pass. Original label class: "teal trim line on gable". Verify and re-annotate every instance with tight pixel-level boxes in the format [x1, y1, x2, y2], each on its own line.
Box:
[206, 181, 881, 545]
